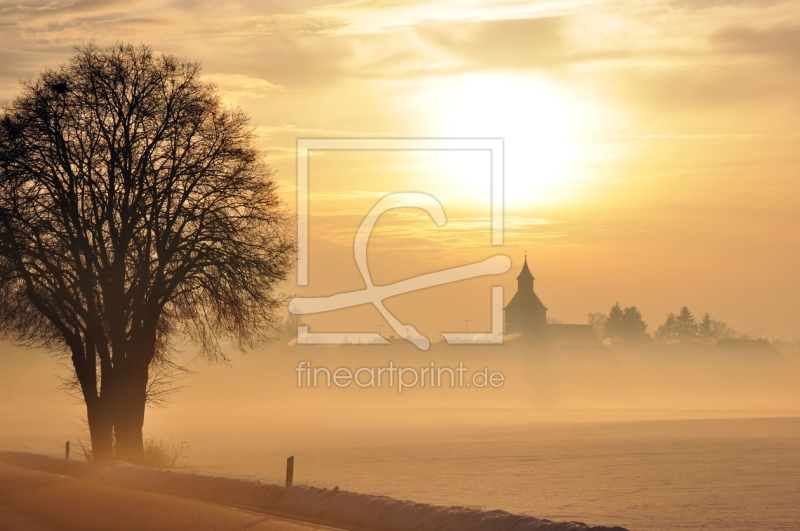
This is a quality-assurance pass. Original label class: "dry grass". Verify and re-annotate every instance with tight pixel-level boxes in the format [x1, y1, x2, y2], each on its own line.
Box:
[142, 437, 191, 469]
[74, 419, 96, 463]
[74, 419, 190, 468]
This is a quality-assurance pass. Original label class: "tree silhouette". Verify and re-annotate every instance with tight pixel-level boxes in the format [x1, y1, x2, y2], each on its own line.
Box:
[654, 313, 677, 344]
[604, 303, 625, 340]
[621, 305, 648, 342]
[698, 312, 714, 344]
[698, 312, 739, 345]
[0, 44, 293, 462]
[655, 307, 705, 345]
[676, 307, 698, 343]
[588, 311, 608, 340]
[603, 302, 648, 343]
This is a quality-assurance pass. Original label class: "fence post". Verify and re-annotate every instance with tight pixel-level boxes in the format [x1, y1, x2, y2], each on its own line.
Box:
[65, 441, 70, 460]
[286, 456, 294, 487]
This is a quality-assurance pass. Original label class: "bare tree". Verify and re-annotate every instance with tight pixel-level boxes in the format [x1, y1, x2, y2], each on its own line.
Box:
[0, 44, 293, 462]
[588, 311, 608, 340]
[698, 312, 739, 345]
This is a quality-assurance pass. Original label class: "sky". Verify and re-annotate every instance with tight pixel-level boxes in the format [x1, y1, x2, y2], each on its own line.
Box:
[1, 0, 799, 339]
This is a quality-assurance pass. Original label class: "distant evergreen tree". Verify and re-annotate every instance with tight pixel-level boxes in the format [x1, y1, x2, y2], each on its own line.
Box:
[655, 313, 679, 344]
[656, 307, 717, 345]
[604, 303, 649, 343]
[676, 307, 698, 343]
[604, 303, 625, 340]
[698, 312, 739, 344]
[699, 313, 714, 344]
[621, 306, 649, 342]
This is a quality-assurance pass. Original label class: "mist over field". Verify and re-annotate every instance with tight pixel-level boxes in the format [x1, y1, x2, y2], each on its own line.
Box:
[4, 334, 799, 439]
[3, 336, 800, 531]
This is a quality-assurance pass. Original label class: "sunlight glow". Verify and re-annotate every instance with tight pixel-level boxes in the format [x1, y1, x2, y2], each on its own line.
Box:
[424, 73, 599, 207]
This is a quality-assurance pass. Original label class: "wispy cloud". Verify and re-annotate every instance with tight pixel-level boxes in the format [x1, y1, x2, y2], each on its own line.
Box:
[711, 23, 800, 61]
[311, 0, 600, 35]
[203, 73, 283, 104]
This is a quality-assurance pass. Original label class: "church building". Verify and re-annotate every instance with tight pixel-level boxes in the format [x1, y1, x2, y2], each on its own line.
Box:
[503, 256, 547, 335]
[504, 256, 598, 345]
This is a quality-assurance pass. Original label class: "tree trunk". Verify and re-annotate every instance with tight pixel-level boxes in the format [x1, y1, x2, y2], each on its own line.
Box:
[111, 358, 150, 464]
[72, 339, 114, 462]
[113, 340, 155, 465]
[114, 401, 145, 464]
[86, 399, 114, 462]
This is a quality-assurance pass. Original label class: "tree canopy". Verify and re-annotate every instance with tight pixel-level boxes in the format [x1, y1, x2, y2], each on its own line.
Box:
[654, 308, 738, 345]
[0, 44, 293, 461]
[602, 302, 649, 343]
[593, 303, 740, 347]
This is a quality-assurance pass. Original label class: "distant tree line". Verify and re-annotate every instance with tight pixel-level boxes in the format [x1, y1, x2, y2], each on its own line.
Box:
[589, 304, 742, 346]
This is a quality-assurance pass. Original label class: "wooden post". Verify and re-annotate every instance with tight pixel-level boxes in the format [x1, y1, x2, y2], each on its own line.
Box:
[65, 441, 70, 460]
[285, 456, 294, 487]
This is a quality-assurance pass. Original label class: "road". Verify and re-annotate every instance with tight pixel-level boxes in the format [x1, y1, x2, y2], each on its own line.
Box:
[0, 463, 339, 531]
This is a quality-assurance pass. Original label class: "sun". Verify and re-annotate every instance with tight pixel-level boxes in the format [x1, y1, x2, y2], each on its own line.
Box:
[421, 72, 597, 208]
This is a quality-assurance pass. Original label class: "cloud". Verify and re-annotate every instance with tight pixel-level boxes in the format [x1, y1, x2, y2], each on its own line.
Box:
[417, 16, 568, 70]
[310, 0, 597, 34]
[0, 0, 144, 24]
[203, 73, 283, 102]
[186, 13, 346, 37]
[168, 0, 333, 16]
[50, 0, 136, 15]
[671, 0, 786, 10]
[711, 23, 800, 60]
[170, 31, 353, 88]
[611, 22, 800, 112]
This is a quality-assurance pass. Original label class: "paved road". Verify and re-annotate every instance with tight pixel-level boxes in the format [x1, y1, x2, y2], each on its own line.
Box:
[0, 463, 338, 531]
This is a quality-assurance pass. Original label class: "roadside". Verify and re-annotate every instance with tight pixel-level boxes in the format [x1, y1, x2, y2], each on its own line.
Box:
[0, 451, 627, 531]
[0, 462, 339, 531]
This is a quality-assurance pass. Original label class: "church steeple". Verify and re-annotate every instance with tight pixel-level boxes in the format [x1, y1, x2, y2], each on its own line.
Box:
[504, 254, 548, 334]
[517, 254, 534, 293]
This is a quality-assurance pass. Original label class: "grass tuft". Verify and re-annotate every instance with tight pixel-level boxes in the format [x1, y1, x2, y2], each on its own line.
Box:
[74, 418, 190, 468]
[142, 437, 191, 469]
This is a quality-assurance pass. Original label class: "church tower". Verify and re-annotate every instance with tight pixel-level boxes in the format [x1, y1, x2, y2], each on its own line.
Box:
[504, 256, 548, 336]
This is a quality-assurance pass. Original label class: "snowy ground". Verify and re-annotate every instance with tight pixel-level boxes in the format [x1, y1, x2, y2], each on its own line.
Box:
[0, 452, 628, 531]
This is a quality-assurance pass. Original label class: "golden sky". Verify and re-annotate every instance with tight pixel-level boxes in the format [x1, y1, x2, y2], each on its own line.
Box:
[1, 0, 798, 338]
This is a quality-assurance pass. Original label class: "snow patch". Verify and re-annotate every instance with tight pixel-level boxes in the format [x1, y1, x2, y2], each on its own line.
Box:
[0, 451, 630, 531]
